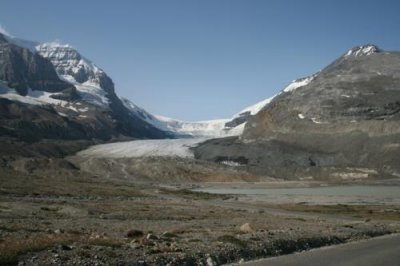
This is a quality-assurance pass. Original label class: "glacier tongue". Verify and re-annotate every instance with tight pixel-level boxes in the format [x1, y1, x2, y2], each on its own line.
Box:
[121, 98, 235, 138]
[78, 138, 208, 158]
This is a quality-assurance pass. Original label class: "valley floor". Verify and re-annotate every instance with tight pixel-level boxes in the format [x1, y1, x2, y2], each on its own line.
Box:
[1, 160, 400, 265]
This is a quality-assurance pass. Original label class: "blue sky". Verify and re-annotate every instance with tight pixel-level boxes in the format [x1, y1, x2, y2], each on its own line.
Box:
[1, 0, 400, 120]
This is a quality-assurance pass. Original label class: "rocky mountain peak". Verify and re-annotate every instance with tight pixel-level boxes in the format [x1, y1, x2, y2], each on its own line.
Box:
[0, 33, 73, 95]
[36, 42, 112, 92]
[343, 44, 382, 58]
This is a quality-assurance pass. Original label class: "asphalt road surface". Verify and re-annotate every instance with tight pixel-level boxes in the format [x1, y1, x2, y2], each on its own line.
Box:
[235, 233, 400, 266]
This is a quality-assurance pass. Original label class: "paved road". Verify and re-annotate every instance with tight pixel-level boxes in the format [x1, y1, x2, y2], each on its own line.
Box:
[234, 234, 400, 266]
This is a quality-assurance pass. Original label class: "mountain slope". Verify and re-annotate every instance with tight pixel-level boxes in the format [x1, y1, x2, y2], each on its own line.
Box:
[225, 75, 316, 129]
[194, 44, 400, 179]
[243, 44, 400, 140]
[35, 41, 173, 139]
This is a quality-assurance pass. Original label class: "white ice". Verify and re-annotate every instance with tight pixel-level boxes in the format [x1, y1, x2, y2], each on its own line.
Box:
[77, 138, 208, 159]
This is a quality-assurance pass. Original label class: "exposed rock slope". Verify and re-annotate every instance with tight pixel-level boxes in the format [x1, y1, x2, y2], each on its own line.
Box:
[195, 45, 400, 179]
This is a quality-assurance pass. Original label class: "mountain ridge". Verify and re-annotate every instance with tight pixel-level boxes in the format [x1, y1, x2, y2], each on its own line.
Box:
[194, 43, 400, 180]
[1, 29, 394, 150]
[0, 31, 264, 138]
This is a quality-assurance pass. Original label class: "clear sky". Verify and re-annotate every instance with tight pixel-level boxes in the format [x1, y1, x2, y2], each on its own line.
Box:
[1, 0, 400, 120]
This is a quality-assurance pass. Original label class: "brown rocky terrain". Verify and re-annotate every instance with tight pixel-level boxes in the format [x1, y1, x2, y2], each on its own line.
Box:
[1, 153, 399, 265]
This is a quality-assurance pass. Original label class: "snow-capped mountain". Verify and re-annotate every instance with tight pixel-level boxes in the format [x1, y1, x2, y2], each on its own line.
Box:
[36, 42, 114, 109]
[0, 32, 168, 141]
[36, 43, 105, 86]
[2, 30, 375, 142]
[31, 35, 321, 138]
[36, 42, 246, 141]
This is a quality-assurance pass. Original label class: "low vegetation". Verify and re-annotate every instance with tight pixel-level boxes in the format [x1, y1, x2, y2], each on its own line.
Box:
[275, 204, 400, 221]
[0, 234, 79, 265]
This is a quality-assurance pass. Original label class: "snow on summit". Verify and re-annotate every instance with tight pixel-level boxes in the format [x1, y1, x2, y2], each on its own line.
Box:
[36, 42, 105, 86]
[36, 42, 111, 108]
[344, 44, 381, 57]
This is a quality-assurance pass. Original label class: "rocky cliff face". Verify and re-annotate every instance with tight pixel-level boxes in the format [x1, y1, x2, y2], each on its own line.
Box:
[36, 43, 115, 95]
[195, 45, 400, 180]
[0, 35, 73, 95]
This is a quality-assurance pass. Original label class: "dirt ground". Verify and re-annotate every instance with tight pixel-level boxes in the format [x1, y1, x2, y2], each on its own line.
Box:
[0, 157, 399, 265]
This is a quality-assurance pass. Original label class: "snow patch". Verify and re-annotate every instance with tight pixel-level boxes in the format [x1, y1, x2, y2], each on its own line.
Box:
[0, 81, 66, 106]
[75, 83, 109, 108]
[283, 75, 315, 93]
[78, 107, 89, 112]
[311, 117, 329, 124]
[233, 95, 277, 118]
[220, 161, 242, 167]
[57, 112, 68, 117]
[0, 80, 88, 113]
[56, 76, 109, 108]
[298, 113, 305, 119]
